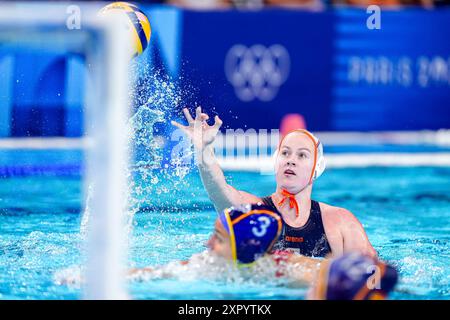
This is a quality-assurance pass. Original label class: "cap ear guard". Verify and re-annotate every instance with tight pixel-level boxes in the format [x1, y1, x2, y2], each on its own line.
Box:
[313, 141, 326, 180]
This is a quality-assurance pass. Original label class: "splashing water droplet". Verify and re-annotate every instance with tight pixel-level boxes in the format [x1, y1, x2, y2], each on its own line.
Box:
[81, 65, 199, 243]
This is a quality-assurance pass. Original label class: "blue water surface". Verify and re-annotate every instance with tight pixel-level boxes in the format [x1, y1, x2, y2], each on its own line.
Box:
[0, 150, 449, 300]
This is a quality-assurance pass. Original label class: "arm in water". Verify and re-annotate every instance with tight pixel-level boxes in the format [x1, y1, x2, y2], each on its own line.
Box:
[171, 107, 260, 212]
[127, 252, 323, 288]
[271, 251, 323, 286]
[127, 260, 190, 281]
[287, 254, 323, 284]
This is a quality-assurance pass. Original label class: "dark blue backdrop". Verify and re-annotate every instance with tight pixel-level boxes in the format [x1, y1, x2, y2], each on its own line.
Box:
[0, 6, 449, 137]
[179, 9, 334, 131]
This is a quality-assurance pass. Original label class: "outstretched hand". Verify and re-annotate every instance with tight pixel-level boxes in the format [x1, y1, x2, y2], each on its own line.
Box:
[171, 107, 223, 151]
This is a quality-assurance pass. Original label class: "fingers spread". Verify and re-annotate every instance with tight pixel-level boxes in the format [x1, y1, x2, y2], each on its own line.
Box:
[182, 108, 194, 124]
[171, 120, 187, 130]
[195, 106, 202, 121]
[213, 116, 223, 130]
[200, 113, 210, 122]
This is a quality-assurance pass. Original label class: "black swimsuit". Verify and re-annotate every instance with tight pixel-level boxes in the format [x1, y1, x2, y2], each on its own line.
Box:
[261, 196, 332, 258]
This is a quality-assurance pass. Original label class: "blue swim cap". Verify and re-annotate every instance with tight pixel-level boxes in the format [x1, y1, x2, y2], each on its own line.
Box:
[219, 203, 282, 265]
[316, 253, 398, 300]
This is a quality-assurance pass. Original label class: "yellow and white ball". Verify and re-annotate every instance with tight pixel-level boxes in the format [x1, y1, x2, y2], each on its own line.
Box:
[98, 2, 151, 57]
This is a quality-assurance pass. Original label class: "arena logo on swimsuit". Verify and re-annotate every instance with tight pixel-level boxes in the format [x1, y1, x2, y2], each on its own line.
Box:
[285, 236, 304, 243]
[224, 44, 291, 102]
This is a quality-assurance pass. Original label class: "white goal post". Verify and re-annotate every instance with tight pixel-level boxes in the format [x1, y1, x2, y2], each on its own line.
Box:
[0, 2, 132, 299]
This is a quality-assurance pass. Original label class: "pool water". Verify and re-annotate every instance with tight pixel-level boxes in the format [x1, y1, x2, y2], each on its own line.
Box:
[0, 151, 449, 299]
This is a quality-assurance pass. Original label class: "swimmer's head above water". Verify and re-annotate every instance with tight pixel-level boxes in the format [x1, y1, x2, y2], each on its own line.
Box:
[308, 252, 399, 300]
[207, 203, 282, 265]
[274, 129, 326, 195]
[206, 203, 398, 300]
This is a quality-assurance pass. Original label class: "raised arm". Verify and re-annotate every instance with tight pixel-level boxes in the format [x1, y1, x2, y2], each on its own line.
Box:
[172, 107, 260, 212]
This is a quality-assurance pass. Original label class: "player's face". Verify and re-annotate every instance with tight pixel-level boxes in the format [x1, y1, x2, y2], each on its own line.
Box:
[207, 219, 233, 260]
[275, 132, 316, 193]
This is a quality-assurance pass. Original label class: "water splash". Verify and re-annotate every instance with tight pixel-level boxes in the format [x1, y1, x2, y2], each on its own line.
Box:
[125, 67, 201, 235]
[53, 250, 295, 293]
[127, 250, 291, 288]
[80, 65, 198, 242]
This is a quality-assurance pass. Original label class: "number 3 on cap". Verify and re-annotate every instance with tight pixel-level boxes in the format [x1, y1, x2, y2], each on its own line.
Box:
[252, 216, 270, 237]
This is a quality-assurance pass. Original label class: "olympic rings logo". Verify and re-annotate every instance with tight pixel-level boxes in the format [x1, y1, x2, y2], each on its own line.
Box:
[225, 44, 290, 102]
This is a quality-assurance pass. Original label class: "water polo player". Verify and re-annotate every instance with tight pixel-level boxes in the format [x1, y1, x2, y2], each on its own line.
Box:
[128, 204, 397, 300]
[171, 107, 376, 258]
[308, 252, 399, 300]
[57, 204, 397, 299]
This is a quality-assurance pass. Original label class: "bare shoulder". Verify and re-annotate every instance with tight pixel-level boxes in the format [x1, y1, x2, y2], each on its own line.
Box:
[227, 185, 262, 204]
[318, 202, 362, 226]
[238, 190, 263, 203]
[319, 202, 376, 257]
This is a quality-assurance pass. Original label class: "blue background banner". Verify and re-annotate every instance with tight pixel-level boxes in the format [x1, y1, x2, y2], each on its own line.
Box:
[179, 9, 335, 131]
[0, 7, 449, 137]
[332, 9, 450, 131]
